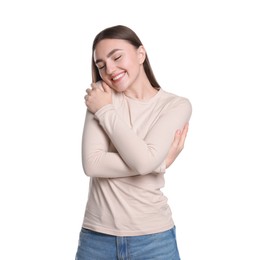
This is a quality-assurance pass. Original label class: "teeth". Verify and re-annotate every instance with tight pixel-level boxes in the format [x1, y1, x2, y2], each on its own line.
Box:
[113, 73, 124, 81]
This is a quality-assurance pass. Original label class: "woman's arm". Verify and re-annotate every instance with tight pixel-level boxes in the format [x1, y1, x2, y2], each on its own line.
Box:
[82, 110, 189, 178]
[93, 98, 191, 175]
[82, 110, 144, 178]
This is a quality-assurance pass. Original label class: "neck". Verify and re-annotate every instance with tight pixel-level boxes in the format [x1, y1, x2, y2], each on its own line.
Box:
[124, 75, 158, 100]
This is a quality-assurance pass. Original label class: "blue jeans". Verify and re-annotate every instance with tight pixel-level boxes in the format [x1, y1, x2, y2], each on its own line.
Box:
[75, 226, 180, 260]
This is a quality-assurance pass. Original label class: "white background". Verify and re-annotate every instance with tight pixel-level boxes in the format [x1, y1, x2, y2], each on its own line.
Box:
[0, 0, 257, 259]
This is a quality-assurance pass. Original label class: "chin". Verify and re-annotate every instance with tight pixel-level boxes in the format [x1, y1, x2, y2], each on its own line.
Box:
[112, 84, 128, 93]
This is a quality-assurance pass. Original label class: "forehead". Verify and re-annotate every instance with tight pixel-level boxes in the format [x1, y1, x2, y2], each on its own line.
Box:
[94, 39, 135, 60]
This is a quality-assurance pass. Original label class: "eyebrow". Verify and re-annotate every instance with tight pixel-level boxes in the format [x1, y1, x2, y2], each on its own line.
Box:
[95, 48, 122, 64]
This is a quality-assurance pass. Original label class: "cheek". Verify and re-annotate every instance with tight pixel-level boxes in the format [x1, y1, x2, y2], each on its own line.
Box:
[98, 69, 107, 80]
[120, 58, 135, 71]
[98, 71, 113, 86]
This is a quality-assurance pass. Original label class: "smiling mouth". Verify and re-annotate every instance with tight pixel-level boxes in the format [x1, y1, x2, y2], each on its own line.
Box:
[112, 72, 125, 81]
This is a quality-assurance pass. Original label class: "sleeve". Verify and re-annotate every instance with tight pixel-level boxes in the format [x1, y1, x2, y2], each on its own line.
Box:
[91, 97, 192, 176]
[81, 109, 161, 178]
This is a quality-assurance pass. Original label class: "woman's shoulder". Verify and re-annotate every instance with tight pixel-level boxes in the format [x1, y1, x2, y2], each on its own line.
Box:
[159, 89, 192, 108]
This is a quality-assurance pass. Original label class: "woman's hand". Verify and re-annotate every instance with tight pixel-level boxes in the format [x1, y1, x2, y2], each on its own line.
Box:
[165, 123, 189, 169]
[85, 81, 112, 113]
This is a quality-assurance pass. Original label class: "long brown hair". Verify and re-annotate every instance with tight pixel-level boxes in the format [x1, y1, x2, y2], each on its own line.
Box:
[91, 25, 161, 90]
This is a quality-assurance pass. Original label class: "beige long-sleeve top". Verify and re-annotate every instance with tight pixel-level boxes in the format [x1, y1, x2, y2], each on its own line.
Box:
[81, 89, 192, 236]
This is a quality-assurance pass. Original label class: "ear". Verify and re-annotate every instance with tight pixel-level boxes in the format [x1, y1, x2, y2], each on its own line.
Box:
[137, 45, 146, 64]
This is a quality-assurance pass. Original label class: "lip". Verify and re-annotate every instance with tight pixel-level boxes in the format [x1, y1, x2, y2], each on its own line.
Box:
[111, 71, 125, 82]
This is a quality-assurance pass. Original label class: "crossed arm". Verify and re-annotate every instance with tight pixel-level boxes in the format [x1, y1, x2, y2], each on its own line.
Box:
[82, 82, 191, 178]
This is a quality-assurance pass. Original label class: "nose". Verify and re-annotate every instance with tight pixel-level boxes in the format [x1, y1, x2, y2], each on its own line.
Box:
[105, 60, 116, 75]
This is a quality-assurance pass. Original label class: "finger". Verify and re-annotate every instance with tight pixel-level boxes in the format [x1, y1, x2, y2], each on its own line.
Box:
[86, 88, 92, 95]
[90, 83, 97, 90]
[102, 81, 111, 93]
[91, 81, 103, 90]
[178, 123, 189, 148]
[171, 129, 181, 147]
[181, 123, 189, 139]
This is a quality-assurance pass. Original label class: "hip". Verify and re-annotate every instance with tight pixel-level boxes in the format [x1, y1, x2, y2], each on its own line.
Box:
[75, 226, 181, 260]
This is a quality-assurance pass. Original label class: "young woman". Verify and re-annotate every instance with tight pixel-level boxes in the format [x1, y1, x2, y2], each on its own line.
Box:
[75, 25, 192, 260]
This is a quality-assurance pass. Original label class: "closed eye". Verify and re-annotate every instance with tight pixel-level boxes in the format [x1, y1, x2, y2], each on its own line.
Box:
[98, 65, 105, 70]
[114, 55, 121, 61]
[96, 63, 105, 70]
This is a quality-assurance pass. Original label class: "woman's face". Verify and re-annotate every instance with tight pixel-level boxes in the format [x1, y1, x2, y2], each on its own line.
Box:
[93, 39, 145, 92]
